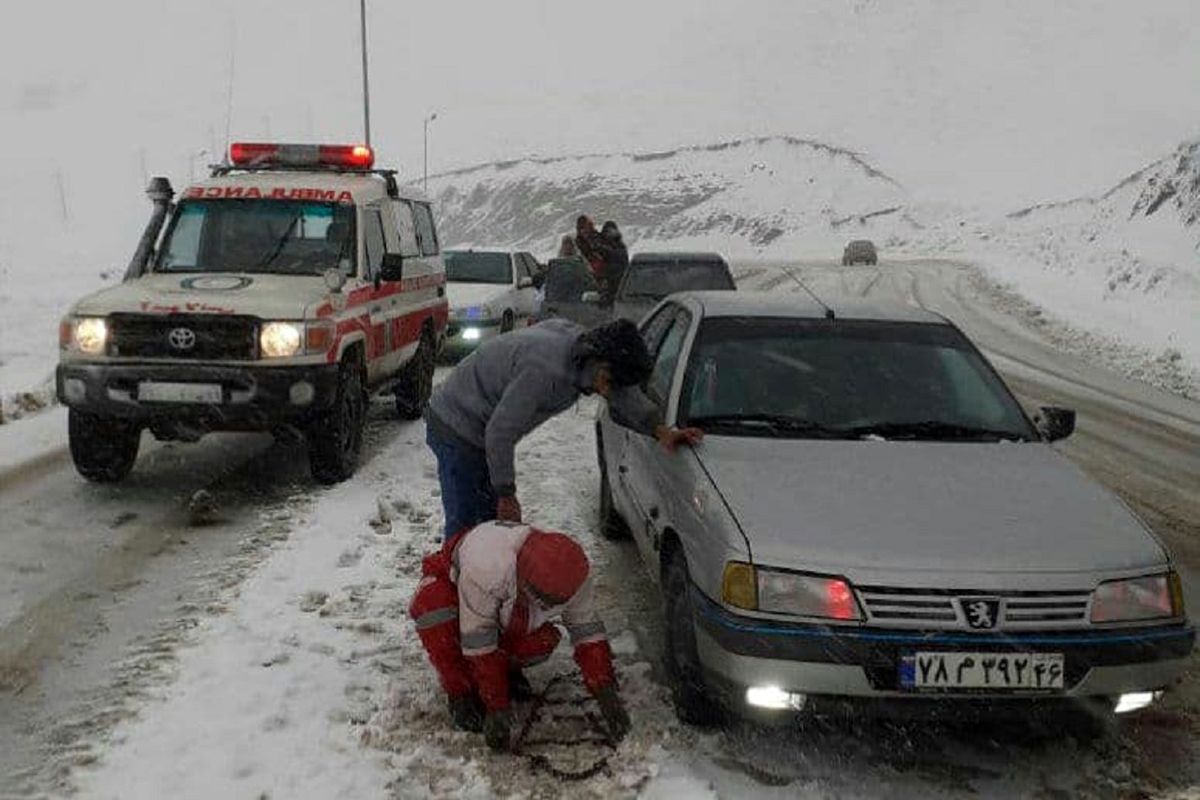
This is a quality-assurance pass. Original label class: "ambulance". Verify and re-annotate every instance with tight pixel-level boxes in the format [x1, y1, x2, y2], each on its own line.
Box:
[57, 143, 448, 484]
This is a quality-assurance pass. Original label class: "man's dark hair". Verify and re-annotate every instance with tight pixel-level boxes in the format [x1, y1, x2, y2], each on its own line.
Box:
[576, 215, 592, 229]
[577, 319, 652, 387]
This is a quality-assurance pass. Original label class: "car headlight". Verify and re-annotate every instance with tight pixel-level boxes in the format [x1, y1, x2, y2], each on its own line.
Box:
[61, 316, 109, 355]
[721, 562, 861, 620]
[259, 321, 303, 358]
[1091, 572, 1183, 623]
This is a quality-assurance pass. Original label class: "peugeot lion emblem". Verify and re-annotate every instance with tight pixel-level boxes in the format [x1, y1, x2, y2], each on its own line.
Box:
[168, 327, 197, 351]
[959, 598, 1001, 630]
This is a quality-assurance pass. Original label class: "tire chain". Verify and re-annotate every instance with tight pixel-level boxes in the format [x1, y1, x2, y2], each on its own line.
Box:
[511, 673, 615, 782]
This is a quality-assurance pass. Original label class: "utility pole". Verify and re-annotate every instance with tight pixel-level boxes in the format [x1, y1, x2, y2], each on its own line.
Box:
[424, 112, 437, 193]
[360, 0, 371, 146]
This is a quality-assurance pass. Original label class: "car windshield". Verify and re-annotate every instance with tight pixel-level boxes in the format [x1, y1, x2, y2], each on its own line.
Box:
[619, 261, 733, 300]
[681, 317, 1036, 441]
[156, 199, 355, 275]
[445, 251, 512, 284]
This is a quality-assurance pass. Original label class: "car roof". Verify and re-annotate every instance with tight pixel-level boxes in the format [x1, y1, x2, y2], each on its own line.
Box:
[444, 248, 518, 255]
[677, 290, 949, 325]
[630, 251, 728, 265]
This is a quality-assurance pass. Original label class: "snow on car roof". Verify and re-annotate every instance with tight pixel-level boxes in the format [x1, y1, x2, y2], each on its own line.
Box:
[682, 290, 949, 324]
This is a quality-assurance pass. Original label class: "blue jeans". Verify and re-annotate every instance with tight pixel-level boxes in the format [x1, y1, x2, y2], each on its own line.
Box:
[426, 424, 497, 540]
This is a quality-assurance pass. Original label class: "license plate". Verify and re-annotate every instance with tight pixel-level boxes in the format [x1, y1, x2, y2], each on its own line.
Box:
[900, 652, 1065, 691]
[137, 381, 223, 404]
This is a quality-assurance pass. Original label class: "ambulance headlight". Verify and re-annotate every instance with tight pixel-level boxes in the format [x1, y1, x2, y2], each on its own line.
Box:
[63, 317, 109, 355]
[259, 322, 303, 358]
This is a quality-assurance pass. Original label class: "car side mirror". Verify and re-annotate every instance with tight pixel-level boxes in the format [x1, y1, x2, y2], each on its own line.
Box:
[380, 253, 405, 282]
[582, 291, 601, 305]
[1036, 406, 1075, 442]
[518, 275, 534, 289]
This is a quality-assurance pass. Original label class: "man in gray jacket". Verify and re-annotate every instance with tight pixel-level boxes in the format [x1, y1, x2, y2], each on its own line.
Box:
[426, 318, 701, 538]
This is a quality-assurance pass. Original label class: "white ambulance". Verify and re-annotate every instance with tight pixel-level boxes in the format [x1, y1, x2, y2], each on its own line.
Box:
[57, 143, 448, 484]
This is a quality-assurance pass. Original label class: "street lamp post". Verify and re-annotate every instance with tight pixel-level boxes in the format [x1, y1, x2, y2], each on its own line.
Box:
[359, 0, 371, 146]
[424, 113, 437, 193]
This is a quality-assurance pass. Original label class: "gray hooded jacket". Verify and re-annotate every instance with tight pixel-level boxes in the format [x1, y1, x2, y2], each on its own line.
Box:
[427, 319, 658, 496]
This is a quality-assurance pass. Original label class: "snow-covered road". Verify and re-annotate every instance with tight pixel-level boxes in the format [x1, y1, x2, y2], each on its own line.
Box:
[1, 260, 1198, 798]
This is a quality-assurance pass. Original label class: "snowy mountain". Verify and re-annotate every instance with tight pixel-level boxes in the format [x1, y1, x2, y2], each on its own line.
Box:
[425, 136, 921, 258]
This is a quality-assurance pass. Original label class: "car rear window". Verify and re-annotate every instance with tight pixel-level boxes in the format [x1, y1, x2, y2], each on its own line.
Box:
[619, 261, 734, 300]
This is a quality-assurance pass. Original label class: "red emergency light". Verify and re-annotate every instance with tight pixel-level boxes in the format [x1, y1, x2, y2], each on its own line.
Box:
[229, 142, 375, 171]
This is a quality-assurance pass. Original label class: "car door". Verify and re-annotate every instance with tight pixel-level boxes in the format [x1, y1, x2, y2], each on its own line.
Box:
[359, 205, 390, 384]
[622, 304, 692, 564]
[391, 199, 434, 365]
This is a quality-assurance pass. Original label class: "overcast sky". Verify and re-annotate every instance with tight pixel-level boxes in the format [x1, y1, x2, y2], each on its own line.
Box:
[3, 0, 1200, 218]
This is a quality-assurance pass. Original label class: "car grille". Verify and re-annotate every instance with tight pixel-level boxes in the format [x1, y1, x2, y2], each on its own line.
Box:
[857, 586, 1092, 630]
[108, 314, 258, 361]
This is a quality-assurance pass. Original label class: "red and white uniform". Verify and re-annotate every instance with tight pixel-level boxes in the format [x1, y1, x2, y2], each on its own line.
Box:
[409, 522, 615, 711]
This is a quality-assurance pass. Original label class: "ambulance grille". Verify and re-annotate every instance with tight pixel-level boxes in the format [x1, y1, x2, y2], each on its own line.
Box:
[108, 314, 258, 361]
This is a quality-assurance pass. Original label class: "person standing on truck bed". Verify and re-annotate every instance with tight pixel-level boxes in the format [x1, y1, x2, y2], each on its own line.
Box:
[425, 318, 702, 539]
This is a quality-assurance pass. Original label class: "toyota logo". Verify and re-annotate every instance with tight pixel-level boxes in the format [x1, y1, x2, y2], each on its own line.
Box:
[168, 327, 197, 351]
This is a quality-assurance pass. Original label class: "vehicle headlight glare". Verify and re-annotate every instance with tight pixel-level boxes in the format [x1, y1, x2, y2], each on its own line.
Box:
[259, 321, 303, 358]
[73, 317, 108, 355]
[462, 327, 482, 341]
[757, 569, 861, 621]
[1091, 573, 1179, 623]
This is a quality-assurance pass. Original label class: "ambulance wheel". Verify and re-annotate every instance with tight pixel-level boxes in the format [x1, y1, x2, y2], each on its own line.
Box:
[395, 327, 435, 420]
[309, 359, 365, 484]
[69, 409, 140, 483]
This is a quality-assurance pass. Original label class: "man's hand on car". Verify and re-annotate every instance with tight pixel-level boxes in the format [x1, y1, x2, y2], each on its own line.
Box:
[496, 495, 522, 523]
[656, 425, 704, 453]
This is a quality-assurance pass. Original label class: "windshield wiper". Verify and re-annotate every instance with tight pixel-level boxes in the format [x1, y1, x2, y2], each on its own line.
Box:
[687, 414, 854, 439]
[845, 421, 1031, 442]
[256, 216, 301, 269]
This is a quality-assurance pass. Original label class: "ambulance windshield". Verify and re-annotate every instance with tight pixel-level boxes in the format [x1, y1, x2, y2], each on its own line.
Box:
[157, 199, 357, 276]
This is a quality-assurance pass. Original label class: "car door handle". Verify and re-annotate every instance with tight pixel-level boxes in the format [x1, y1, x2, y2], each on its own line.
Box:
[618, 465, 628, 474]
[649, 506, 660, 520]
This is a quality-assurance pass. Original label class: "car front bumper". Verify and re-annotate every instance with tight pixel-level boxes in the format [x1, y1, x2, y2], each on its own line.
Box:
[56, 361, 340, 431]
[692, 587, 1194, 706]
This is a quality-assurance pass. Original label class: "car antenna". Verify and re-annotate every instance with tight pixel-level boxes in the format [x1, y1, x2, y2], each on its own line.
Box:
[781, 267, 835, 320]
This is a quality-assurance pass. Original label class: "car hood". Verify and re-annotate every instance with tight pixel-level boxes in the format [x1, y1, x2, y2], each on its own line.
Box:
[71, 272, 330, 320]
[447, 282, 507, 311]
[696, 437, 1166, 580]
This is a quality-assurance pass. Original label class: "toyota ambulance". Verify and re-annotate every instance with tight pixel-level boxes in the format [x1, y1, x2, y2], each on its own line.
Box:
[57, 143, 447, 484]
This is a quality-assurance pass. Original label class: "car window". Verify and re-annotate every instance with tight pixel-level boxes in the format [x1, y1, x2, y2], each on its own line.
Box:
[514, 253, 531, 281]
[413, 202, 439, 256]
[620, 260, 734, 301]
[444, 251, 512, 284]
[362, 207, 386, 279]
[391, 200, 421, 258]
[640, 304, 678, 355]
[646, 310, 691, 405]
[157, 199, 356, 276]
[680, 317, 1035, 440]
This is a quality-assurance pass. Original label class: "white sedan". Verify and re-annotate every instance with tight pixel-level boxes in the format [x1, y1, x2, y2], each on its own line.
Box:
[442, 249, 541, 355]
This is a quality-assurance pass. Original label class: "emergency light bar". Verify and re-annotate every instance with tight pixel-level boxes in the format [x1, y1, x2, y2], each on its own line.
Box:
[229, 142, 375, 171]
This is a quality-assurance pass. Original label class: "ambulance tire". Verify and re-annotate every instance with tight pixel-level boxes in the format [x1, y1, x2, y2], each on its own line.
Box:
[395, 327, 435, 420]
[309, 359, 365, 484]
[68, 409, 140, 483]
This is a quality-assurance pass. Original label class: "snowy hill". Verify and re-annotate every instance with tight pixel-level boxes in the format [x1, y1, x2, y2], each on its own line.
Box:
[425, 136, 921, 258]
[949, 138, 1200, 383]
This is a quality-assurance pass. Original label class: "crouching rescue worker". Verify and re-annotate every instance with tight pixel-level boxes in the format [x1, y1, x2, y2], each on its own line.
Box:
[409, 521, 631, 751]
[425, 317, 702, 539]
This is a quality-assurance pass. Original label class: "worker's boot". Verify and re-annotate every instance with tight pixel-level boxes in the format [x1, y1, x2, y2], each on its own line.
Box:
[448, 693, 484, 732]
